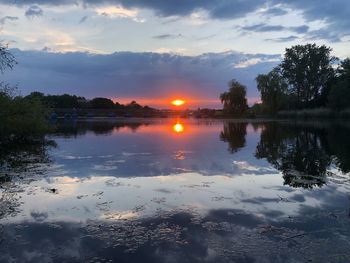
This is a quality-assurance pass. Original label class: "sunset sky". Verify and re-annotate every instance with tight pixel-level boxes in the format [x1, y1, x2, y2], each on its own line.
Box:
[1, 0, 349, 108]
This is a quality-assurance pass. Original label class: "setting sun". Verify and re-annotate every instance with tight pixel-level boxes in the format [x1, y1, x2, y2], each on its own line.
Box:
[171, 99, 185, 106]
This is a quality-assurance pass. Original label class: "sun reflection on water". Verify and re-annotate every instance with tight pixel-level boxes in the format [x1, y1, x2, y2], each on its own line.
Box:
[173, 122, 184, 133]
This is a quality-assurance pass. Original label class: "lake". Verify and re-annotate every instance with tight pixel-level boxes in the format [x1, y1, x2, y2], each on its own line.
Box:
[1, 119, 350, 263]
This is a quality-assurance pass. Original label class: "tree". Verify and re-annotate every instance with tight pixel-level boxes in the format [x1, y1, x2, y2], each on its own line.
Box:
[90, 97, 115, 109]
[256, 67, 288, 114]
[46, 94, 81, 108]
[280, 43, 337, 107]
[0, 44, 48, 142]
[328, 82, 350, 110]
[126, 100, 143, 110]
[220, 79, 248, 116]
[0, 43, 16, 74]
[337, 58, 350, 80]
[328, 58, 350, 110]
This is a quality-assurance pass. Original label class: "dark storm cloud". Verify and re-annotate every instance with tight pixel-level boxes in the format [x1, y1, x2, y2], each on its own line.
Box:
[265, 35, 299, 42]
[0, 16, 18, 25]
[3, 49, 280, 104]
[25, 5, 44, 18]
[241, 23, 309, 34]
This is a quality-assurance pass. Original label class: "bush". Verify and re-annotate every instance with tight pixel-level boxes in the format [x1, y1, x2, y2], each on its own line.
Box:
[328, 81, 350, 110]
[0, 88, 49, 142]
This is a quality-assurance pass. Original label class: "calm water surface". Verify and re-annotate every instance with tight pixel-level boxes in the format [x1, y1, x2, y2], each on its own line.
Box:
[1, 119, 350, 262]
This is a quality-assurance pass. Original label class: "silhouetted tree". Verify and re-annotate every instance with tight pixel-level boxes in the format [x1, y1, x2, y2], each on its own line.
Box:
[0, 43, 16, 74]
[256, 67, 288, 114]
[90, 97, 115, 109]
[280, 43, 337, 107]
[220, 80, 248, 116]
[126, 100, 143, 110]
[328, 58, 350, 110]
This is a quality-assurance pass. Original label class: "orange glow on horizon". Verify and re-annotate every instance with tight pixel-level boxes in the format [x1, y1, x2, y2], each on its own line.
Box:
[111, 97, 222, 109]
[171, 99, 186, 106]
[173, 122, 184, 133]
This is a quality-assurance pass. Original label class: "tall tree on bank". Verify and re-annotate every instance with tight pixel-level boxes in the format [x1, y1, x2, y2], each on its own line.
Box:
[280, 43, 337, 107]
[220, 79, 248, 116]
[256, 67, 288, 114]
[328, 58, 350, 110]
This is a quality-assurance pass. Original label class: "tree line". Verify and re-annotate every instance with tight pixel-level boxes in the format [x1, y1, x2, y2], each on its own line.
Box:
[25, 92, 155, 112]
[221, 43, 350, 116]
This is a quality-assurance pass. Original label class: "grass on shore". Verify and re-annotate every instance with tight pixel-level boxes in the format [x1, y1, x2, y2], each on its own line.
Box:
[277, 108, 350, 119]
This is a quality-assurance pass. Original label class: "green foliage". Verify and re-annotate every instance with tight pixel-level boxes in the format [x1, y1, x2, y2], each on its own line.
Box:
[220, 79, 248, 116]
[328, 58, 350, 110]
[0, 89, 49, 141]
[0, 44, 49, 142]
[255, 43, 350, 116]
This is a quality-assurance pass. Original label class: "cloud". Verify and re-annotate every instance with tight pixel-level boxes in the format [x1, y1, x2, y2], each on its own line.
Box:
[241, 23, 309, 34]
[242, 24, 284, 32]
[25, 5, 43, 18]
[152, 34, 183, 40]
[79, 15, 88, 24]
[305, 29, 342, 43]
[3, 49, 280, 107]
[265, 35, 299, 42]
[0, 0, 266, 20]
[96, 5, 137, 17]
[291, 25, 309, 34]
[262, 7, 288, 16]
[0, 0, 348, 42]
[0, 16, 18, 25]
[277, 0, 350, 41]
[94, 5, 146, 22]
[234, 57, 280, 68]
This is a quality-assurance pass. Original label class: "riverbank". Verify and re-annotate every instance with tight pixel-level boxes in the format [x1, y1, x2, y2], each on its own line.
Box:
[276, 108, 350, 119]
